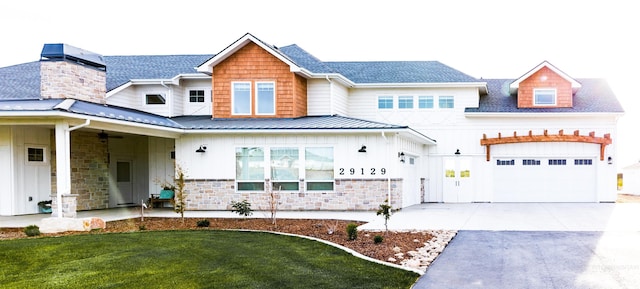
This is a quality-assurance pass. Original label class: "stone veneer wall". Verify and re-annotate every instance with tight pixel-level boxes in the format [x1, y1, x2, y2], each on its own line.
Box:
[40, 61, 106, 104]
[50, 130, 110, 211]
[183, 178, 402, 211]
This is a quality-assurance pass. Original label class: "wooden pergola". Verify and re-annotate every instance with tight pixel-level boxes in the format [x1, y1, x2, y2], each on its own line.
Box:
[480, 129, 612, 162]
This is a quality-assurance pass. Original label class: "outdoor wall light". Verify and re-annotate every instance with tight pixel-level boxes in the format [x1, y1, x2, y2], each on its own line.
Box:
[358, 145, 367, 153]
[196, 145, 207, 153]
[398, 152, 405, 163]
[608, 156, 613, 165]
[454, 149, 461, 156]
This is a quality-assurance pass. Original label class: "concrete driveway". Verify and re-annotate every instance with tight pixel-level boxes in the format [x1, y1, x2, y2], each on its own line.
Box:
[385, 203, 640, 289]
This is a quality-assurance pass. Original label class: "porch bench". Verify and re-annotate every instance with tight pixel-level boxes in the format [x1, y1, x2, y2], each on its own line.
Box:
[148, 190, 175, 209]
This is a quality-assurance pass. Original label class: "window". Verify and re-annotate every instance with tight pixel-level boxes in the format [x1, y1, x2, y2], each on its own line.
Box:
[378, 96, 393, 109]
[574, 159, 593, 165]
[256, 82, 275, 115]
[305, 147, 334, 191]
[522, 159, 541, 166]
[189, 90, 205, 103]
[534, 89, 556, 105]
[548, 159, 567, 166]
[398, 96, 414, 109]
[145, 94, 165, 105]
[418, 96, 434, 109]
[232, 82, 251, 115]
[496, 159, 515, 166]
[27, 147, 45, 163]
[438, 96, 454, 108]
[271, 147, 299, 191]
[236, 147, 265, 191]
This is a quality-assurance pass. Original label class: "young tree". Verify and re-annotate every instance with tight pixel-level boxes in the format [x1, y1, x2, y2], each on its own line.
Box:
[376, 199, 392, 232]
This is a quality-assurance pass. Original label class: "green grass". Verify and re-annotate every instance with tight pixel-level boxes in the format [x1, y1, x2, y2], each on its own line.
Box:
[0, 230, 419, 289]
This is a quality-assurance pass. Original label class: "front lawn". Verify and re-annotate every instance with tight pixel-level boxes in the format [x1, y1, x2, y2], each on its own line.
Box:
[0, 230, 419, 288]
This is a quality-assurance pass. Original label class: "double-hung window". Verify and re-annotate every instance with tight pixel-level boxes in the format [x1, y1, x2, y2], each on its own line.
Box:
[305, 147, 334, 191]
[398, 96, 414, 109]
[256, 82, 275, 115]
[534, 88, 556, 106]
[236, 147, 265, 191]
[418, 96, 434, 109]
[438, 96, 454, 108]
[232, 82, 251, 115]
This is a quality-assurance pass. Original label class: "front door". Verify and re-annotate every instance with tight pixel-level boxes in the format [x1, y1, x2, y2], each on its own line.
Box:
[114, 160, 134, 206]
[442, 157, 473, 202]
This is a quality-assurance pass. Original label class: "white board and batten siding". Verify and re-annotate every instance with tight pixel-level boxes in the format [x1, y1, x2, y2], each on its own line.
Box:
[307, 79, 349, 116]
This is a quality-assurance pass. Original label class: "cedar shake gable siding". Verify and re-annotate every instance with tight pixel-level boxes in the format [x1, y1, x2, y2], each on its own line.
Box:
[212, 42, 307, 118]
[517, 66, 573, 108]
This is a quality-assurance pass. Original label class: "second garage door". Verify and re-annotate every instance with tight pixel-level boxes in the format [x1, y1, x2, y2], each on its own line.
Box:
[493, 157, 597, 202]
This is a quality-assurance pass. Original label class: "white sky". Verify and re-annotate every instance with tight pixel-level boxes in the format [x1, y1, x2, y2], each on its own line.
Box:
[0, 0, 638, 170]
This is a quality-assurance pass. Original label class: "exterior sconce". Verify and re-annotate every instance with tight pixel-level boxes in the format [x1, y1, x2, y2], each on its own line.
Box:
[398, 152, 405, 163]
[358, 145, 367, 153]
[608, 156, 613, 165]
[196, 145, 207, 153]
[454, 149, 461, 156]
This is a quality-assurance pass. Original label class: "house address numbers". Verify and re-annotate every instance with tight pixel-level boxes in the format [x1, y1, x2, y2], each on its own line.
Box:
[338, 167, 387, 176]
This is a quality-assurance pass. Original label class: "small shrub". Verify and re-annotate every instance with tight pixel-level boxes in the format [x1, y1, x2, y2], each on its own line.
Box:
[139, 225, 147, 231]
[346, 223, 358, 240]
[23, 225, 40, 237]
[373, 235, 384, 244]
[376, 199, 392, 232]
[231, 199, 253, 217]
[196, 219, 210, 227]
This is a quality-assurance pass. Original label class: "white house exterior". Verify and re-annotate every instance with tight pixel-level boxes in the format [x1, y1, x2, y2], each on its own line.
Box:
[0, 33, 623, 216]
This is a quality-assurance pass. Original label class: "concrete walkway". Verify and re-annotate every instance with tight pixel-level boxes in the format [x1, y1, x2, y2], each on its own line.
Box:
[3, 202, 640, 231]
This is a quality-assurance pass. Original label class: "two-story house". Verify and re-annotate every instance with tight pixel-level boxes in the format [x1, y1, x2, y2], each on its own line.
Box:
[0, 33, 623, 216]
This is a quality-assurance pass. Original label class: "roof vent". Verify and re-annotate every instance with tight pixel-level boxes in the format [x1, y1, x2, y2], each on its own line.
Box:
[40, 43, 106, 71]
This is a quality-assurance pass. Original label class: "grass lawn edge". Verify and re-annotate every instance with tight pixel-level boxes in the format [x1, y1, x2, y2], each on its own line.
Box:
[228, 228, 425, 276]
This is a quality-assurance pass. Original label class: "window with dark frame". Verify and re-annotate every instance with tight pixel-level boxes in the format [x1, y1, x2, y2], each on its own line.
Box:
[27, 147, 44, 162]
[189, 90, 205, 103]
[145, 93, 166, 105]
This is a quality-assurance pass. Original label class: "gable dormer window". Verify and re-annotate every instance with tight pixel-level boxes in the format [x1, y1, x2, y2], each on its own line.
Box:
[146, 93, 166, 105]
[534, 88, 556, 106]
[232, 82, 251, 115]
[256, 82, 275, 115]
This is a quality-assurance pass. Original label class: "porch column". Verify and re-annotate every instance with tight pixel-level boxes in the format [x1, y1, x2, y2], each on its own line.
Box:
[54, 121, 71, 218]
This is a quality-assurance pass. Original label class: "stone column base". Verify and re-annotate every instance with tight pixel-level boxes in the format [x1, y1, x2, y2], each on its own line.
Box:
[51, 194, 79, 218]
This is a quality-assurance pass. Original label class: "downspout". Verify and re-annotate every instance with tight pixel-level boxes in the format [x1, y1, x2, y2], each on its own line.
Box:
[381, 132, 391, 205]
[56, 119, 90, 218]
[160, 80, 172, 117]
[325, 75, 333, 115]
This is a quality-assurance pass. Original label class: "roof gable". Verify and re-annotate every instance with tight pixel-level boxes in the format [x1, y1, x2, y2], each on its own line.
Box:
[196, 33, 303, 75]
[509, 61, 581, 94]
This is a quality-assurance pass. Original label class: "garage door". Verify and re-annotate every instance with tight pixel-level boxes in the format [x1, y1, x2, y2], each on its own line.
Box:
[493, 157, 597, 202]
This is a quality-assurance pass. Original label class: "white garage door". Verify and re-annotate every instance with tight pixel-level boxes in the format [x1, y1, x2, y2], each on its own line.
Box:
[493, 157, 597, 202]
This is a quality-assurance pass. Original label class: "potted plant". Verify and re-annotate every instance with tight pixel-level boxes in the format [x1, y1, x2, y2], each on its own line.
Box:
[37, 200, 52, 213]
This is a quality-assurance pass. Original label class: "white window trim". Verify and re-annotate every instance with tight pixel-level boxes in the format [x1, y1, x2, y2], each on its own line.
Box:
[377, 95, 394, 110]
[231, 81, 252, 115]
[144, 92, 167, 106]
[397, 95, 415, 110]
[255, 81, 276, 116]
[418, 95, 435, 109]
[533, 88, 557, 106]
[438, 96, 455, 109]
[25, 145, 48, 165]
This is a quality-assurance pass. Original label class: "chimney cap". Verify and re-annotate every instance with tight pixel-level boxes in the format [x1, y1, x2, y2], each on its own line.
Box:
[40, 43, 106, 71]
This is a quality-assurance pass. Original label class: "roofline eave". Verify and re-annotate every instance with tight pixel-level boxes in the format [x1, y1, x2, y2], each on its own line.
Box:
[464, 111, 625, 118]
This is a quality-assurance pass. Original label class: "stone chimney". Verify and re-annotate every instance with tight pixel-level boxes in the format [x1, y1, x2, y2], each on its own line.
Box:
[40, 44, 107, 104]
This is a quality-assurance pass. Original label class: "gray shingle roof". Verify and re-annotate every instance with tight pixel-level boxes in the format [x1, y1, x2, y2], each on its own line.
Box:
[104, 55, 213, 91]
[172, 115, 408, 130]
[0, 99, 182, 128]
[465, 78, 624, 113]
[324, 61, 479, 83]
[0, 62, 41, 100]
